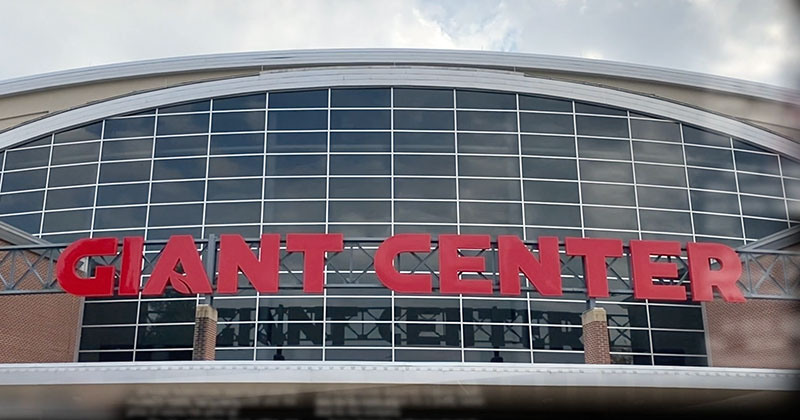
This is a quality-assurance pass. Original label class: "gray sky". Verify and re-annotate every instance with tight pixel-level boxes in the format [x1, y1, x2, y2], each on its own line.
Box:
[1, 0, 798, 88]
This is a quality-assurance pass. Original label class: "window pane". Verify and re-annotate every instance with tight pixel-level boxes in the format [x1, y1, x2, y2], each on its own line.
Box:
[682, 125, 729, 147]
[394, 132, 454, 152]
[578, 137, 631, 160]
[394, 155, 455, 176]
[522, 157, 577, 180]
[0, 190, 44, 213]
[267, 110, 327, 130]
[1, 169, 47, 192]
[206, 202, 261, 224]
[148, 204, 203, 226]
[459, 178, 520, 200]
[637, 186, 689, 210]
[693, 213, 743, 237]
[265, 155, 326, 176]
[209, 156, 263, 177]
[649, 305, 703, 329]
[154, 135, 207, 157]
[80, 326, 135, 350]
[51, 142, 100, 165]
[263, 201, 325, 223]
[740, 195, 787, 219]
[525, 203, 581, 227]
[685, 145, 733, 169]
[636, 163, 686, 187]
[45, 187, 94, 210]
[687, 168, 735, 191]
[329, 201, 391, 222]
[101, 138, 153, 161]
[394, 201, 456, 223]
[42, 209, 92, 232]
[54, 122, 103, 143]
[264, 178, 326, 199]
[156, 114, 209, 135]
[583, 207, 637, 230]
[780, 157, 800, 178]
[524, 180, 579, 203]
[83, 302, 138, 325]
[394, 178, 456, 199]
[269, 89, 327, 108]
[457, 111, 516, 132]
[266, 132, 326, 153]
[579, 160, 633, 183]
[49, 164, 97, 187]
[744, 218, 787, 238]
[330, 110, 390, 130]
[460, 202, 522, 224]
[519, 95, 572, 112]
[104, 117, 154, 139]
[456, 90, 515, 109]
[210, 133, 264, 154]
[331, 88, 390, 107]
[520, 113, 574, 134]
[329, 132, 391, 152]
[458, 156, 519, 177]
[0, 213, 41, 233]
[575, 116, 628, 137]
[651, 331, 706, 355]
[581, 183, 636, 206]
[99, 161, 151, 183]
[207, 178, 261, 200]
[137, 325, 194, 349]
[737, 173, 783, 196]
[211, 111, 265, 132]
[94, 206, 148, 229]
[639, 210, 692, 233]
[214, 93, 265, 111]
[159, 100, 210, 113]
[258, 323, 322, 346]
[152, 158, 206, 180]
[394, 88, 453, 108]
[5, 147, 50, 170]
[575, 102, 626, 116]
[150, 181, 205, 203]
[632, 141, 683, 164]
[520, 135, 575, 157]
[531, 325, 583, 350]
[329, 177, 390, 198]
[96, 184, 149, 206]
[394, 110, 453, 130]
[458, 133, 517, 154]
[330, 154, 390, 175]
[630, 119, 681, 142]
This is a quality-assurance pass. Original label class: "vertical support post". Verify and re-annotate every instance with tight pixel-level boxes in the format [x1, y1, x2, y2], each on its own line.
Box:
[581, 305, 611, 364]
[192, 304, 218, 361]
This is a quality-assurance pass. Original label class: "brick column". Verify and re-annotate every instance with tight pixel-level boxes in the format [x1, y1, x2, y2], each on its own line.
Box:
[192, 304, 218, 361]
[582, 307, 611, 364]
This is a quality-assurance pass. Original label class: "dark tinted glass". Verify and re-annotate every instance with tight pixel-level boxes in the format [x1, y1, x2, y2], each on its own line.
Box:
[578, 137, 631, 160]
[394, 110, 454, 130]
[394, 178, 456, 199]
[266, 132, 326, 153]
[45, 187, 95, 210]
[459, 178, 521, 200]
[104, 117, 154, 138]
[4, 147, 50, 170]
[137, 325, 194, 349]
[682, 125, 730, 147]
[780, 157, 800, 178]
[148, 204, 203, 226]
[263, 201, 326, 223]
[734, 151, 780, 175]
[394, 88, 453, 108]
[265, 155, 326, 176]
[330, 88, 390, 107]
[522, 157, 577, 180]
[740, 195, 787, 219]
[523, 180, 579, 203]
[329, 201, 391, 222]
[329, 177, 390, 198]
[583, 207, 638, 230]
[630, 119, 681, 142]
[96, 183, 149, 206]
[48, 164, 98, 187]
[651, 331, 706, 355]
[457, 111, 516, 132]
[211, 111, 265, 132]
[637, 186, 689, 210]
[330, 110, 390, 130]
[0, 190, 44, 213]
[458, 156, 519, 177]
[101, 138, 153, 160]
[94, 207, 148, 229]
[394, 132, 454, 152]
[213, 93, 265, 111]
[0, 213, 41, 233]
[649, 306, 703, 329]
[396, 323, 460, 346]
[519, 113, 574, 134]
[581, 183, 636, 206]
[525, 203, 581, 227]
[209, 133, 264, 154]
[636, 163, 686, 187]
[54, 122, 103, 143]
[208, 156, 263, 177]
[152, 158, 206, 180]
[139, 300, 197, 323]
[156, 114, 209, 135]
[267, 110, 327, 130]
[575, 102, 626, 116]
[519, 95, 572, 112]
[456, 90, 515, 109]
[264, 177, 326, 199]
[329, 132, 391, 152]
[684, 145, 733, 169]
[579, 160, 633, 183]
[1, 169, 47, 192]
[207, 178, 261, 200]
[639, 210, 692, 233]
[691, 190, 740, 214]
[159, 100, 210, 113]
[687, 168, 736, 191]
[632, 140, 683, 164]
[80, 327, 135, 350]
[744, 218, 787, 238]
[83, 302, 138, 325]
[154, 135, 207, 157]
[330, 154, 390, 175]
[693, 213, 743, 237]
[150, 181, 205, 203]
[394, 155, 455, 176]
[460, 202, 522, 224]
[520, 135, 575, 157]
[269, 90, 326, 108]
[98, 160, 151, 183]
[394, 201, 457, 223]
[206, 202, 261, 224]
[575, 116, 628, 137]
[42, 209, 92, 232]
[51, 142, 100, 165]
[531, 325, 583, 350]
[737, 173, 783, 196]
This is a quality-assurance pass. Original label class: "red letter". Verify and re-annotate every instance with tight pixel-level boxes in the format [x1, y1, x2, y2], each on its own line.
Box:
[499, 236, 561, 296]
[375, 234, 432, 293]
[217, 234, 280, 294]
[565, 237, 623, 298]
[56, 237, 118, 297]
[286, 233, 344, 293]
[687, 242, 745, 302]
[439, 234, 491, 295]
[630, 240, 686, 301]
[142, 235, 212, 296]
[119, 236, 144, 296]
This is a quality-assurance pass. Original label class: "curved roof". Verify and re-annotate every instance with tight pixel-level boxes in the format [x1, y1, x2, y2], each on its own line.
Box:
[1, 49, 798, 104]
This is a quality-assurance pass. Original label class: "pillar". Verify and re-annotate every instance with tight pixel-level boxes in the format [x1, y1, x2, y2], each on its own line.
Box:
[192, 304, 218, 361]
[581, 307, 611, 364]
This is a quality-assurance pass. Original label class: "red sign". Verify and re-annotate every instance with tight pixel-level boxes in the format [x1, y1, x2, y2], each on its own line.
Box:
[56, 234, 746, 302]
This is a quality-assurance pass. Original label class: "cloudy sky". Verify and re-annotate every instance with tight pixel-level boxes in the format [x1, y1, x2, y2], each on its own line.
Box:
[1, 0, 797, 88]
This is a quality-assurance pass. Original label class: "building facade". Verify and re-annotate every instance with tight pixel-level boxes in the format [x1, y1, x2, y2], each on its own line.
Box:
[0, 50, 797, 416]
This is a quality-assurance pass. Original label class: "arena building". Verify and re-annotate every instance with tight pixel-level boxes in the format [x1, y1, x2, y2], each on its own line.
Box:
[0, 49, 797, 418]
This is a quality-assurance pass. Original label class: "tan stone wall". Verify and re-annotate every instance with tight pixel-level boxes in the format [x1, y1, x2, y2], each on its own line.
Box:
[705, 299, 800, 369]
[0, 239, 82, 363]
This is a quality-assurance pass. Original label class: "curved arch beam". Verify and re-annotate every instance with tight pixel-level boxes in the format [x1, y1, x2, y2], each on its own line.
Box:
[0, 66, 797, 160]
